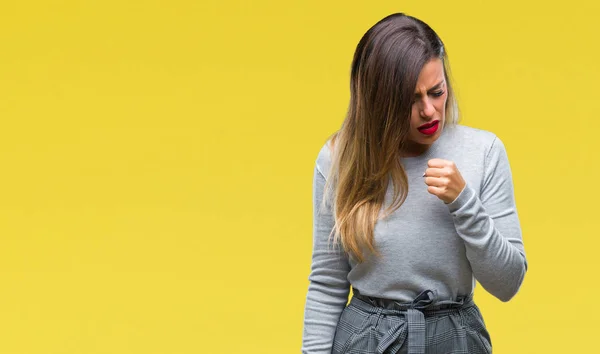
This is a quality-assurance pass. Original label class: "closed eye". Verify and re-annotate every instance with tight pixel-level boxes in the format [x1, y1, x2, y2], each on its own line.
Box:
[414, 81, 446, 101]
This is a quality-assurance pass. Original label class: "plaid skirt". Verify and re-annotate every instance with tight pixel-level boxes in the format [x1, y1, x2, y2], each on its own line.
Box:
[332, 288, 492, 354]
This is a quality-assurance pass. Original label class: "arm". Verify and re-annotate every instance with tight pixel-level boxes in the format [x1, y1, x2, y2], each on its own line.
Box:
[447, 136, 528, 302]
[301, 164, 351, 353]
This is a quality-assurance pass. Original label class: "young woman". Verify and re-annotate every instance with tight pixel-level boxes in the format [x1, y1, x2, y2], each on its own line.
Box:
[301, 13, 527, 354]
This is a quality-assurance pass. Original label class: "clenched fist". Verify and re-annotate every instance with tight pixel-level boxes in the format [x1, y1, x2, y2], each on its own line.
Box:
[423, 159, 466, 204]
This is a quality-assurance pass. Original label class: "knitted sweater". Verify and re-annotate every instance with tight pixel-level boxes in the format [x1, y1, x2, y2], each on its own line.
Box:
[301, 124, 528, 353]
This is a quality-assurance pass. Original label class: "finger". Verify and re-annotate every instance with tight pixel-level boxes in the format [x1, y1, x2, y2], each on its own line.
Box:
[427, 158, 449, 168]
[424, 176, 447, 187]
[423, 167, 448, 178]
[427, 185, 445, 196]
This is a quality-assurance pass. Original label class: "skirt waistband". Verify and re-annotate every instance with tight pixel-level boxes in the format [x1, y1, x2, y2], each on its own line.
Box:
[349, 287, 476, 354]
[351, 287, 474, 315]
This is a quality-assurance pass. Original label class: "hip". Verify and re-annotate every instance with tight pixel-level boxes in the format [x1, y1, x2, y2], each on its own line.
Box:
[332, 289, 492, 354]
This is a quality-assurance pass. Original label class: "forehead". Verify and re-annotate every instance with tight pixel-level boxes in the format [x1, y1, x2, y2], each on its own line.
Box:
[415, 58, 445, 91]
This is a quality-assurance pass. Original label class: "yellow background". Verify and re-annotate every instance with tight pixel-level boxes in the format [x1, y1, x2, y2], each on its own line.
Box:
[0, 1, 597, 353]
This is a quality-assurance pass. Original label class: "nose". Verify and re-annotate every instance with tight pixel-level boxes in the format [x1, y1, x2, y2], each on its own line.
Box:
[420, 98, 435, 118]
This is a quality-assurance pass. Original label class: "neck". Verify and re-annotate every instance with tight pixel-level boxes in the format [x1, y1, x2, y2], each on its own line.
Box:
[400, 142, 431, 157]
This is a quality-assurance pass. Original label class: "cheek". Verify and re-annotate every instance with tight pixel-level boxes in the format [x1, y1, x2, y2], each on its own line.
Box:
[436, 101, 446, 114]
[437, 95, 448, 114]
[429, 101, 444, 119]
[410, 105, 420, 125]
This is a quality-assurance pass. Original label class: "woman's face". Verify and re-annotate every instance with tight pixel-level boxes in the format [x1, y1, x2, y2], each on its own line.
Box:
[403, 58, 448, 156]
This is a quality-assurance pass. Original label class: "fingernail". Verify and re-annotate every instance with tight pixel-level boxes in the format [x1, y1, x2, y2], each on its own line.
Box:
[422, 173, 426, 177]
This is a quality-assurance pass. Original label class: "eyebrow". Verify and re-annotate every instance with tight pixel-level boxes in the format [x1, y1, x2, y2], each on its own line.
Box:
[414, 80, 445, 97]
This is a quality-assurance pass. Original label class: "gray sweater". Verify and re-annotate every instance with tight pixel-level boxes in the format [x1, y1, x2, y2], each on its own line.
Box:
[301, 124, 528, 353]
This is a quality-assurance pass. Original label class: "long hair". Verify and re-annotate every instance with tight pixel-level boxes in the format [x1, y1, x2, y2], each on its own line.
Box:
[322, 13, 459, 263]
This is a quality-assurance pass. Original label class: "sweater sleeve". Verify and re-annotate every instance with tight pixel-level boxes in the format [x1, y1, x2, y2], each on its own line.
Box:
[446, 136, 528, 302]
[301, 164, 351, 353]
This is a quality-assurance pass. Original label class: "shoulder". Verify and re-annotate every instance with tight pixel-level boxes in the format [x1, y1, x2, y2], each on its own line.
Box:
[315, 138, 335, 180]
[444, 124, 505, 157]
[446, 125, 513, 181]
[447, 124, 498, 146]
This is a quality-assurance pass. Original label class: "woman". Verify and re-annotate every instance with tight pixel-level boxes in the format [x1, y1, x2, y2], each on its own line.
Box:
[301, 13, 527, 354]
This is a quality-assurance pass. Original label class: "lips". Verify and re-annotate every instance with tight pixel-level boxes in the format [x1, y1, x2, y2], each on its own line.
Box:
[418, 120, 439, 130]
[417, 120, 440, 136]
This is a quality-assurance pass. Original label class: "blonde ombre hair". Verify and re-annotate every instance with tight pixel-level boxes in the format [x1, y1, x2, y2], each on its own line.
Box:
[321, 13, 459, 263]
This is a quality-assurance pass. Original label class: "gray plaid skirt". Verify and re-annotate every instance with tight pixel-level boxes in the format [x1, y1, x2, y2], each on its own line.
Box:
[332, 288, 492, 354]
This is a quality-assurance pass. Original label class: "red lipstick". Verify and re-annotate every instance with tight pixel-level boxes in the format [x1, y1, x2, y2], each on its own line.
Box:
[418, 120, 439, 136]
